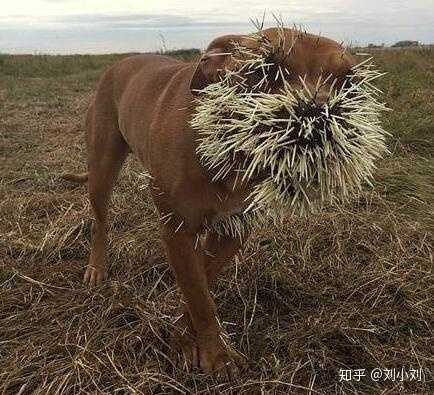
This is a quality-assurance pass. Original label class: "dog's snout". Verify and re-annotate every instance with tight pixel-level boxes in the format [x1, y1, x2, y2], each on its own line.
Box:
[313, 91, 330, 107]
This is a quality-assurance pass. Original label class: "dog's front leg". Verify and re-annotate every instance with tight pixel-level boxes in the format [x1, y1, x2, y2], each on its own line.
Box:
[203, 230, 250, 287]
[162, 224, 244, 375]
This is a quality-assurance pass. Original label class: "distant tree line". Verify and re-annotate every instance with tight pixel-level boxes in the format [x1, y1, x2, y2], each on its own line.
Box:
[366, 40, 421, 49]
[391, 40, 420, 47]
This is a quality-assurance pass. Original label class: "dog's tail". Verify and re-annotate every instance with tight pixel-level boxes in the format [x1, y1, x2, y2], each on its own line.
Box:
[61, 172, 88, 184]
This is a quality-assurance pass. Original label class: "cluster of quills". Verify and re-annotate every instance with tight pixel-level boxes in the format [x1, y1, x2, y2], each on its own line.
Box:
[190, 27, 389, 239]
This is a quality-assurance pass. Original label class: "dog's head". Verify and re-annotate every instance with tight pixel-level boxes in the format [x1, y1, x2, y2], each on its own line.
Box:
[191, 27, 355, 100]
[191, 27, 388, 215]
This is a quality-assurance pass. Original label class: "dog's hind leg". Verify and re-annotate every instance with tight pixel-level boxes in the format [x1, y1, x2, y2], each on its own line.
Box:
[84, 100, 129, 286]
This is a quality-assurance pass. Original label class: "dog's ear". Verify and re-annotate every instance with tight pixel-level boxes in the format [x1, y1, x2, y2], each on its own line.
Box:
[190, 48, 229, 94]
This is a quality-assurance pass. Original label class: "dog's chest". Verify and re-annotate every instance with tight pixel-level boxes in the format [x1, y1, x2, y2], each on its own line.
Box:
[209, 191, 249, 225]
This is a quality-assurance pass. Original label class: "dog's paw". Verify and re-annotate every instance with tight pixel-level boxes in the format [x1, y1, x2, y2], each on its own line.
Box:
[169, 314, 247, 378]
[170, 330, 200, 371]
[197, 334, 247, 379]
[171, 334, 246, 378]
[83, 265, 107, 286]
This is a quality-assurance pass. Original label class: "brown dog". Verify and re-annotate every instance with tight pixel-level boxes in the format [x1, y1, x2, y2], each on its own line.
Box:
[63, 28, 355, 375]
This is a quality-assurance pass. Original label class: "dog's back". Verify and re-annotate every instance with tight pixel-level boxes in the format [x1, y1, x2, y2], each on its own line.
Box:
[86, 54, 196, 166]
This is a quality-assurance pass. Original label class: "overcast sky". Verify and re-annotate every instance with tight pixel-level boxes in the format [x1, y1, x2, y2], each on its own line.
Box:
[1, 0, 433, 53]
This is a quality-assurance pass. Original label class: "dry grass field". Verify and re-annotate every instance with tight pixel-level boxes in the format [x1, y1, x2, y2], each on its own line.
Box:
[0, 48, 433, 394]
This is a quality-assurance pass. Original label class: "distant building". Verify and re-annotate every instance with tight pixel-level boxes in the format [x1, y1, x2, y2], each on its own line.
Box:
[392, 40, 420, 47]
